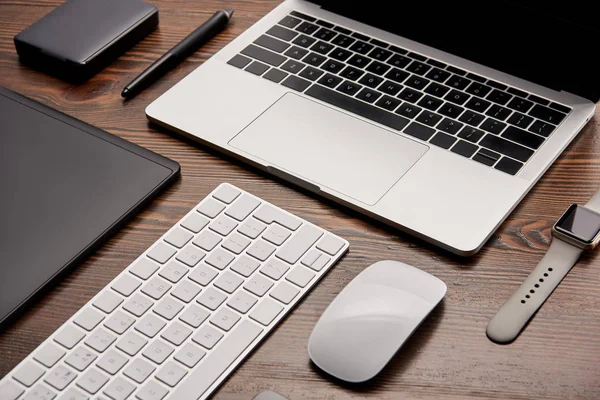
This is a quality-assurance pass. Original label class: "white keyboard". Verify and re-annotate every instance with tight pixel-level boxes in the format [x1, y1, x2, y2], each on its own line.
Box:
[0, 183, 349, 400]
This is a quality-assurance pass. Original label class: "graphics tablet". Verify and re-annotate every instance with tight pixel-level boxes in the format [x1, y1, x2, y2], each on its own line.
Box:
[0, 87, 180, 328]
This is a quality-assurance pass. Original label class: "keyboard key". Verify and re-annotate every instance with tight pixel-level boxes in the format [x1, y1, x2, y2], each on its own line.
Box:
[473, 149, 501, 166]
[230, 255, 260, 278]
[23, 384, 56, 399]
[284, 45, 309, 60]
[171, 279, 202, 303]
[365, 61, 390, 76]
[429, 132, 457, 149]
[398, 88, 423, 103]
[451, 140, 478, 158]
[147, 243, 176, 265]
[222, 233, 251, 255]
[290, 11, 316, 22]
[417, 95, 443, 111]
[446, 66, 466, 76]
[103, 376, 135, 400]
[458, 110, 485, 127]
[241, 45, 286, 67]
[310, 41, 334, 55]
[480, 118, 507, 134]
[135, 314, 166, 339]
[486, 90, 512, 105]
[176, 245, 205, 268]
[244, 274, 274, 297]
[438, 103, 464, 119]
[406, 61, 431, 76]
[65, 346, 97, 371]
[465, 97, 491, 113]
[158, 262, 188, 284]
[260, 258, 290, 281]
[507, 112, 534, 129]
[529, 104, 566, 124]
[314, 27, 336, 41]
[292, 34, 316, 48]
[304, 252, 330, 272]
[358, 73, 384, 88]
[255, 34, 289, 53]
[210, 215, 239, 236]
[123, 359, 155, 384]
[281, 59, 306, 74]
[34, 343, 66, 368]
[487, 80, 508, 90]
[141, 277, 171, 300]
[495, 157, 524, 175]
[123, 293, 153, 317]
[193, 230, 222, 252]
[405, 75, 430, 90]
[416, 111, 443, 127]
[347, 54, 370, 68]
[246, 61, 269, 76]
[267, 25, 298, 41]
[276, 225, 323, 265]
[116, 332, 147, 356]
[466, 73, 486, 83]
[270, 282, 300, 305]
[286, 266, 316, 288]
[425, 68, 451, 83]
[549, 102, 571, 114]
[104, 311, 135, 335]
[502, 126, 545, 149]
[507, 87, 528, 98]
[299, 66, 323, 81]
[337, 80, 362, 96]
[317, 73, 342, 88]
[356, 88, 381, 103]
[171, 321, 263, 399]
[0, 381, 24, 400]
[227, 54, 251, 69]
[210, 308, 241, 331]
[480, 135, 534, 162]
[142, 339, 174, 364]
[137, 381, 169, 400]
[193, 325, 224, 350]
[249, 299, 284, 326]
[349, 40, 374, 55]
[424, 82, 450, 98]
[368, 47, 392, 61]
[197, 287, 227, 311]
[529, 120, 556, 137]
[261, 225, 291, 246]
[44, 365, 77, 391]
[179, 304, 210, 328]
[465, 82, 492, 98]
[74, 307, 105, 331]
[528, 94, 550, 105]
[238, 218, 267, 239]
[386, 54, 411, 69]
[403, 122, 435, 141]
[130, 258, 160, 281]
[396, 103, 422, 119]
[247, 239, 277, 262]
[339, 66, 364, 81]
[330, 48, 352, 62]
[97, 349, 128, 375]
[189, 264, 218, 287]
[384, 68, 410, 84]
[446, 75, 471, 90]
[321, 59, 345, 74]
[445, 90, 470, 105]
[507, 97, 534, 113]
[305, 85, 410, 131]
[214, 271, 244, 294]
[389, 44, 408, 54]
[161, 322, 192, 346]
[486, 104, 512, 121]
[175, 343, 206, 368]
[54, 325, 85, 350]
[370, 38, 388, 48]
[296, 21, 319, 35]
[227, 290, 259, 314]
[407, 52, 427, 62]
[206, 248, 235, 270]
[437, 118, 463, 134]
[84, 328, 116, 353]
[331, 34, 355, 48]
[77, 368, 108, 394]
[13, 361, 45, 387]
[316, 20, 334, 28]
[376, 95, 401, 111]
[458, 127, 485, 143]
[154, 296, 184, 320]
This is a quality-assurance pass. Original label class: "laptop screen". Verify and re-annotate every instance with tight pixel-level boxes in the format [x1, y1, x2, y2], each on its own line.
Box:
[313, 0, 600, 102]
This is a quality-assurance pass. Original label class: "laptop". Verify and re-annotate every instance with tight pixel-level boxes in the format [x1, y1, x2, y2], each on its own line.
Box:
[146, 0, 598, 256]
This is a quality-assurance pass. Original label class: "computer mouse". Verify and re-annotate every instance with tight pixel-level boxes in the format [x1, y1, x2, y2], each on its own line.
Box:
[252, 390, 289, 400]
[308, 260, 446, 383]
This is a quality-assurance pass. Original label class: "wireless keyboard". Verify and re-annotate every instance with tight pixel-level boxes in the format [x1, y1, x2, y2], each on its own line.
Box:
[0, 183, 349, 400]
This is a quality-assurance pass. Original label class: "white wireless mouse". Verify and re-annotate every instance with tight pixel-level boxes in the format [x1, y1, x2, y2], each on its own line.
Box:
[308, 260, 446, 383]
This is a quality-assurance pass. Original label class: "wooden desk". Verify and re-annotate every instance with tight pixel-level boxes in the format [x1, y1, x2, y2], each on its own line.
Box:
[1, 1, 599, 398]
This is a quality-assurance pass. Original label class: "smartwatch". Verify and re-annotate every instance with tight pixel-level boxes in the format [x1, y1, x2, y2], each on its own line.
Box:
[486, 188, 600, 344]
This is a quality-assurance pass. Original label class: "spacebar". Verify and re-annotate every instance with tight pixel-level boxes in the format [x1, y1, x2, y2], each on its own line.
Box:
[171, 320, 263, 400]
[305, 85, 409, 131]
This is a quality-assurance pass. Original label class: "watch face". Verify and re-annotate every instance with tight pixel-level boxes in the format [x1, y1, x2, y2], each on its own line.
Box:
[555, 204, 600, 244]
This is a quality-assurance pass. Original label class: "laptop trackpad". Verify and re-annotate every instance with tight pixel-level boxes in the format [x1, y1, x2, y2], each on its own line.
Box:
[229, 93, 428, 205]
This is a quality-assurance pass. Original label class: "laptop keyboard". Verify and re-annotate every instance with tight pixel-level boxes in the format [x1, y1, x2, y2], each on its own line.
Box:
[227, 10, 573, 176]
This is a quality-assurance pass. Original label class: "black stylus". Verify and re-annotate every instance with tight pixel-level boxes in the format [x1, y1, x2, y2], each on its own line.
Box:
[122, 8, 234, 98]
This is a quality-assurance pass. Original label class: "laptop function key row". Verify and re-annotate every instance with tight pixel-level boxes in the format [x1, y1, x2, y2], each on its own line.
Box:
[228, 11, 572, 176]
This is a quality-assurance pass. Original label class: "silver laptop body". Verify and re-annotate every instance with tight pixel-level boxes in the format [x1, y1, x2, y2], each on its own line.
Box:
[147, 0, 596, 255]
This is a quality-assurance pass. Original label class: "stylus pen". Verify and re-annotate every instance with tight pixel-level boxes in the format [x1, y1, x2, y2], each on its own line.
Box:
[121, 8, 234, 98]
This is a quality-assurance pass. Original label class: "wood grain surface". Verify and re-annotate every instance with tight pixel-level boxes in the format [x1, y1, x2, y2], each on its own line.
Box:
[1, 1, 599, 399]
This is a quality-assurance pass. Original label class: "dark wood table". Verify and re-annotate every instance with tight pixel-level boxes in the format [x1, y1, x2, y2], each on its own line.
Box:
[1, 1, 600, 399]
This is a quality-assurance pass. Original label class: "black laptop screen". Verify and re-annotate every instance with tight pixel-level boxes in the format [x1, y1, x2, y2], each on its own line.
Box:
[313, 0, 600, 102]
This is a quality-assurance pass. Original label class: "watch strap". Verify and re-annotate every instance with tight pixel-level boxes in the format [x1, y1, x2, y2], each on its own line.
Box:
[486, 239, 582, 344]
[585, 189, 600, 212]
